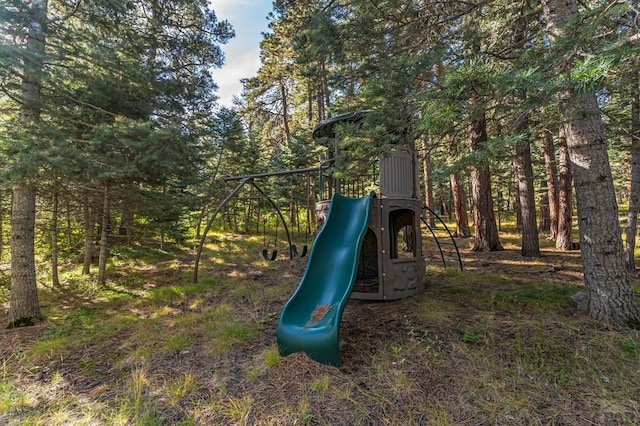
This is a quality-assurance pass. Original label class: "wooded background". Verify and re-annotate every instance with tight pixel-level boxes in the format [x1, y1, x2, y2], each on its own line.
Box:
[1, 0, 639, 328]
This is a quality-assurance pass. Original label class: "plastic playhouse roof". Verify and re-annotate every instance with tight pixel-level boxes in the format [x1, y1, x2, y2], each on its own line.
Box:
[311, 110, 371, 141]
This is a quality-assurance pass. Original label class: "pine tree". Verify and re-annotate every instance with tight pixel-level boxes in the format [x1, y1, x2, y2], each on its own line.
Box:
[2, 0, 233, 306]
[5, 0, 47, 327]
[542, 0, 640, 328]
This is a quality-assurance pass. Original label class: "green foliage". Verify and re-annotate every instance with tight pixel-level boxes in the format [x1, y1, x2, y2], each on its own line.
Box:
[617, 337, 639, 355]
[567, 55, 614, 92]
[1, 0, 236, 252]
[37, 309, 83, 340]
[164, 373, 198, 405]
[262, 345, 281, 368]
[164, 334, 195, 353]
[109, 244, 175, 264]
[489, 282, 579, 311]
[2, 232, 640, 424]
[0, 381, 30, 417]
[0, 271, 9, 303]
[459, 327, 486, 344]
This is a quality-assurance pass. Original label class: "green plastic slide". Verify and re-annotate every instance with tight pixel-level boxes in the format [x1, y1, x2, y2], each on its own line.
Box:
[277, 192, 374, 366]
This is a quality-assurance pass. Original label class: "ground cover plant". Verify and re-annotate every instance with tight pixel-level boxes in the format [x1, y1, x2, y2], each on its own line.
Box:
[1, 231, 639, 425]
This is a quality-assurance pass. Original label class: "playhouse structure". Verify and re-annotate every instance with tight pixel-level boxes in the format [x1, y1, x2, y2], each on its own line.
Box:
[276, 110, 430, 365]
[312, 110, 426, 301]
[193, 109, 455, 366]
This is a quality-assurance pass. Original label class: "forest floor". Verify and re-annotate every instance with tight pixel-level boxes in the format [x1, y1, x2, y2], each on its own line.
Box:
[1, 231, 639, 425]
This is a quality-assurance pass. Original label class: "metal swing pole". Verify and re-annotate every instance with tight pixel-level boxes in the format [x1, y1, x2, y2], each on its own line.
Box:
[193, 177, 251, 283]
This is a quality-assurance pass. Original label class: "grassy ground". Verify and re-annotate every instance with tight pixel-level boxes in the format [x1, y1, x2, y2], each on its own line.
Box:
[1, 230, 639, 425]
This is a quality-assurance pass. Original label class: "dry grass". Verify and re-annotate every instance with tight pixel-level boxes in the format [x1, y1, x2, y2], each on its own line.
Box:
[0, 232, 639, 425]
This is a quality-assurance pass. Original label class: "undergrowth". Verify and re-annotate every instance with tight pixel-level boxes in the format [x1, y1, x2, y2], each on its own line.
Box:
[1, 232, 639, 425]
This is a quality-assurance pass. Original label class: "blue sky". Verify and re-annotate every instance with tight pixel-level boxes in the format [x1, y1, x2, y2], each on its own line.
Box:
[210, 0, 274, 107]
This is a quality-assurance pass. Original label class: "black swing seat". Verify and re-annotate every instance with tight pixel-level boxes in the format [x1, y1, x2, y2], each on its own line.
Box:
[262, 248, 278, 261]
[291, 244, 308, 258]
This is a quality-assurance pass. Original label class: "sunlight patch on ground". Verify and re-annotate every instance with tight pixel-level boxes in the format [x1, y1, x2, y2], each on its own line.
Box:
[3, 228, 639, 425]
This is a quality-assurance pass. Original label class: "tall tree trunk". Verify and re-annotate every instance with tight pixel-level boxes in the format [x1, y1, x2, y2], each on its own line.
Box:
[195, 205, 206, 239]
[321, 59, 329, 120]
[315, 59, 328, 121]
[0, 193, 4, 262]
[513, 112, 540, 256]
[160, 184, 167, 250]
[538, 180, 551, 234]
[421, 135, 435, 227]
[289, 196, 296, 233]
[469, 115, 502, 252]
[510, 15, 530, 237]
[280, 81, 291, 144]
[51, 191, 60, 287]
[563, 91, 640, 327]
[119, 204, 134, 244]
[9, 183, 43, 327]
[97, 184, 110, 286]
[542, 130, 560, 239]
[624, 78, 640, 270]
[317, 80, 325, 122]
[450, 173, 471, 238]
[82, 190, 95, 275]
[65, 197, 73, 247]
[445, 132, 470, 237]
[8, 0, 47, 328]
[556, 130, 573, 250]
[543, 0, 640, 328]
[307, 79, 313, 123]
[511, 158, 522, 232]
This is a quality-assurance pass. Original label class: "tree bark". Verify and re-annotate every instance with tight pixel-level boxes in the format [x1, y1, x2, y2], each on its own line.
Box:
[543, 0, 640, 328]
[0, 193, 4, 262]
[8, 0, 47, 328]
[555, 130, 573, 250]
[513, 112, 540, 256]
[82, 190, 95, 275]
[421, 135, 436, 227]
[289, 196, 296, 233]
[97, 184, 110, 285]
[195, 205, 206, 239]
[9, 183, 44, 327]
[445, 133, 470, 237]
[624, 79, 640, 270]
[542, 130, 560, 239]
[280, 81, 291, 144]
[65, 197, 73, 247]
[118, 207, 134, 243]
[450, 173, 470, 238]
[320, 59, 329, 121]
[307, 79, 313, 123]
[160, 184, 167, 250]
[563, 92, 640, 327]
[538, 180, 551, 234]
[469, 116, 502, 252]
[51, 191, 60, 287]
[511, 158, 522, 232]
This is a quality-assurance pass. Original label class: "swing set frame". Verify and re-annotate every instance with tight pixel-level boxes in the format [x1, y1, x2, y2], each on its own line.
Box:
[193, 165, 329, 283]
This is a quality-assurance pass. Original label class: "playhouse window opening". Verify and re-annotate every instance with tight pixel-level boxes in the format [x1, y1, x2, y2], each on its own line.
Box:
[390, 209, 416, 259]
[355, 228, 379, 293]
[357, 228, 378, 280]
